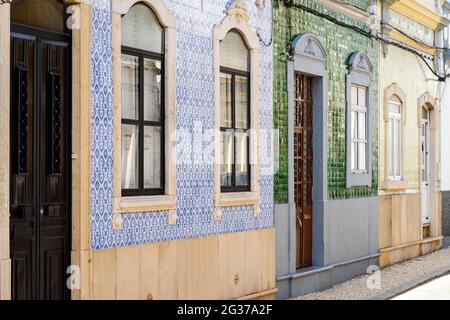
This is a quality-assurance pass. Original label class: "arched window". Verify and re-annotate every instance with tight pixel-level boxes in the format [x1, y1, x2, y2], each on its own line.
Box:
[346, 51, 373, 188]
[219, 30, 250, 192]
[387, 95, 403, 181]
[121, 3, 165, 196]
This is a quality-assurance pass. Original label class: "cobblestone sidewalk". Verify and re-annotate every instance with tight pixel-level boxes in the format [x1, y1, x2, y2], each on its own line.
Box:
[293, 240, 450, 300]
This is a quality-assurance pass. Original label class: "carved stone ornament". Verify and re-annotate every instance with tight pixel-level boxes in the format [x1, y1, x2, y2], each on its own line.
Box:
[348, 51, 373, 74]
[255, 0, 266, 10]
[227, 0, 250, 23]
[113, 213, 124, 230]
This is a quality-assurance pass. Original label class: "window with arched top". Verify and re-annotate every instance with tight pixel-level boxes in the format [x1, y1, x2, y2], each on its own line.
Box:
[213, 4, 260, 219]
[220, 30, 251, 192]
[346, 51, 373, 188]
[121, 3, 165, 196]
[387, 95, 403, 181]
[383, 83, 407, 189]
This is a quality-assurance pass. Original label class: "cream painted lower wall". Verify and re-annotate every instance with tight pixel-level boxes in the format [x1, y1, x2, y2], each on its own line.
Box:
[379, 193, 442, 267]
[90, 228, 276, 300]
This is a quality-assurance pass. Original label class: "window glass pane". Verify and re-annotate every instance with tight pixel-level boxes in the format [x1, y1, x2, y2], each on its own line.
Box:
[144, 58, 162, 122]
[358, 112, 366, 140]
[422, 107, 429, 120]
[121, 54, 139, 120]
[358, 87, 367, 107]
[122, 3, 163, 53]
[351, 142, 357, 171]
[389, 101, 401, 113]
[388, 119, 393, 177]
[351, 111, 357, 139]
[393, 119, 398, 176]
[144, 126, 161, 189]
[220, 73, 232, 128]
[351, 85, 358, 106]
[358, 142, 366, 171]
[235, 76, 248, 129]
[220, 30, 249, 71]
[395, 119, 401, 176]
[235, 131, 249, 186]
[221, 131, 234, 187]
[121, 125, 139, 189]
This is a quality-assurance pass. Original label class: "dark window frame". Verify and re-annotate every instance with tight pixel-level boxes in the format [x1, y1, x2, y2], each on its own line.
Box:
[220, 66, 251, 193]
[121, 44, 165, 197]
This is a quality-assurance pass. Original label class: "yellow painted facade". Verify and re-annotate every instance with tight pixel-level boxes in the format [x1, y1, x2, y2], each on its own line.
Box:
[378, 0, 445, 267]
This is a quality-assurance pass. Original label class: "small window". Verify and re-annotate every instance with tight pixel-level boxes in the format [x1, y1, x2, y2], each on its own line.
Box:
[388, 98, 402, 181]
[345, 52, 373, 188]
[350, 85, 368, 174]
[121, 4, 165, 196]
[220, 30, 250, 192]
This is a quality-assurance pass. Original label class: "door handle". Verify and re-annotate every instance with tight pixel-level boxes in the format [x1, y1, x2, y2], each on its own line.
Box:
[40, 206, 44, 216]
[297, 215, 303, 229]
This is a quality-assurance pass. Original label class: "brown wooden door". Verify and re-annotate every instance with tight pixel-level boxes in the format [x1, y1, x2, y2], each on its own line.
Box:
[10, 25, 70, 300]
[294, 73, 313, 269]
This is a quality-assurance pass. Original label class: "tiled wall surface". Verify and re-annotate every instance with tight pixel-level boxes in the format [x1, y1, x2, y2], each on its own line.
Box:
[273, 0, 379, 203]
[90, 0, 274, 250]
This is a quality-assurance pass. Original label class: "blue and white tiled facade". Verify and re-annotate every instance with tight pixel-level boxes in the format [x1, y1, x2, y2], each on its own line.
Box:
[90, 0, 274, 250]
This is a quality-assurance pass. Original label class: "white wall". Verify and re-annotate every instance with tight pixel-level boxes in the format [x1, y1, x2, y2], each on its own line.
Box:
[441, 3, 450, 191]
[441, 74, 450, 191]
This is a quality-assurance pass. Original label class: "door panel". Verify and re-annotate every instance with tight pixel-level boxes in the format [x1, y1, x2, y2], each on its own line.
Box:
[294, 73, 313, 269]
[10, 28, 70, 300]
[421, 112, 430, 225]
[10, 36, 36, 301]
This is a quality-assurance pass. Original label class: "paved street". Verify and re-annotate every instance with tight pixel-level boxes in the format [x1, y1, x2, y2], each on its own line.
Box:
[293, 239, 450, 300]
[392, 274, 450, 300]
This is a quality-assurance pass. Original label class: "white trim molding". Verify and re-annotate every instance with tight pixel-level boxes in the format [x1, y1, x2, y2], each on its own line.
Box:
[111, 0, 177, 224]
[112, 0, 176, 28]
[383, 82, 408, 191]
[213, 0, 261, 220]
[345, 51, 373, 188]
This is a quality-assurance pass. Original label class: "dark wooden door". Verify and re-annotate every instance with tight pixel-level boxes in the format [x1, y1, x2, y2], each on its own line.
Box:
[10, 25, 70, 300]
[294, 73, 313, 269]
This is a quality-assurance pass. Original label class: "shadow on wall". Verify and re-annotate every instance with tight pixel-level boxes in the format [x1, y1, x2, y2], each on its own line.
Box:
[443, 192, 450, 238]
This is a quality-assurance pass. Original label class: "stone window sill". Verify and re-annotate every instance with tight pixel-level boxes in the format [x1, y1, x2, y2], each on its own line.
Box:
[383, 180, 408, 191]
[115, 195, 176, 213]
[214, 192, 260, 220]
[112, 195, 177, 229]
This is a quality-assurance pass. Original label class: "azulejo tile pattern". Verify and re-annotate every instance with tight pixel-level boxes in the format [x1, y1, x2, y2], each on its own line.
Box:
[90, 0, 274, 250]
[273, 0, 379, 203]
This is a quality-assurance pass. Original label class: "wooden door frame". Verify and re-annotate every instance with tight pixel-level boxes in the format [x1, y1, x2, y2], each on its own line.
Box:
[0, 0, 93, 300]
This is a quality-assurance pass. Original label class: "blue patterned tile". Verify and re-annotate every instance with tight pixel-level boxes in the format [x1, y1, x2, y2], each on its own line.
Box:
[90, 0, 274, 250]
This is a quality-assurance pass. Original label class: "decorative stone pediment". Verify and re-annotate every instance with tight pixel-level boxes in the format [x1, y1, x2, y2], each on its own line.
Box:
[255, 0, 266, 10]
[291, 33, 327, 60]
[348, 51, 373, 74]
[227, 0, 250, 23]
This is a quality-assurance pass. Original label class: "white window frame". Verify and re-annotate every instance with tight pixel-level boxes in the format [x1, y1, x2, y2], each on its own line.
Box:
[345, 51, 373, 188]
[387, 100, 403, 181]
[350, 84, 369, 174]
[383, 83, 407, 191]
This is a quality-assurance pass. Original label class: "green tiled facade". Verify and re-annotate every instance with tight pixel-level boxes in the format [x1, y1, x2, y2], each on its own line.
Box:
[273, 0, 379, 203]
